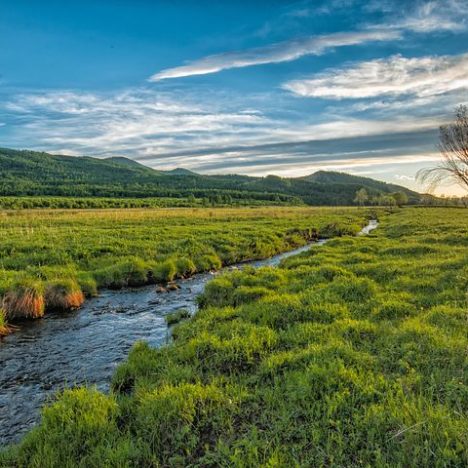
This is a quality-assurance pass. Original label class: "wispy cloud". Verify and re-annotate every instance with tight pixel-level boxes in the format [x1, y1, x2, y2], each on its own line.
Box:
[283, 53, 468, 99]
[375, 0, 468, 33]
[1, 88, 442, 175]
[2, 89, 277, 157]
[149, 30, 399, 81]
[148, 1, 467, 82]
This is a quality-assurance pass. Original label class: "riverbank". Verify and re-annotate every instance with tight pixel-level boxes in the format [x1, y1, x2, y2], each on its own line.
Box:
[0, 207, 369, 336]
[2, 208, 465, 466]
[0, 219, 377, 445]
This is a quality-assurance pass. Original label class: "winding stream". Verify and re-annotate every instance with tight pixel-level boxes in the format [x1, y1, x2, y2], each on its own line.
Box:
[0, 220, 378, 445]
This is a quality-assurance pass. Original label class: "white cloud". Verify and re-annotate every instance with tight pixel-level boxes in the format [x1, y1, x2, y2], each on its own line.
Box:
[3, 89, 278, 157]
[381, 0, 468, 33]
[149, 30, 400, 81]
[394, 174, 415, 181]
[147, 1, 467, 82]
[283, 53, 468, 99]
[2, 88, 442, 173]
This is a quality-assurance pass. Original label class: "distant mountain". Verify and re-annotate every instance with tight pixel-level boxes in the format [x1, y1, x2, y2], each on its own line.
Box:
[303, 171, 420, 201]
[103, 156, 154, 170]
[165, 168, 198, 176]
[0, 148, 424, 205]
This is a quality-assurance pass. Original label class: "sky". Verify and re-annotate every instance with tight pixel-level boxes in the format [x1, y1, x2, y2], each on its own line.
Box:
[0, 0, 467, 195]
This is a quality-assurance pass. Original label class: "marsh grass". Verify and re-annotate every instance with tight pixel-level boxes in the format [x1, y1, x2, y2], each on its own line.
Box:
[44, 279, 85, 311]
[0, 207, 366, 324]
[2, 279, 45, 320]
[165, 309, 191, 326]
[3, 207, 467, 466]
[0, 308, 10, 337]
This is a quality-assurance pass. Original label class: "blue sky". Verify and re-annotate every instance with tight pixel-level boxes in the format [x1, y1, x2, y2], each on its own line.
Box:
[1, 0, 467, 194]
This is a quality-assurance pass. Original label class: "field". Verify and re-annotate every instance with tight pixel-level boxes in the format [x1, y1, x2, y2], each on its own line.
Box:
[0, 207, 366, 325]
[1, 207, 466, 466]
[0, 195, 301, 210]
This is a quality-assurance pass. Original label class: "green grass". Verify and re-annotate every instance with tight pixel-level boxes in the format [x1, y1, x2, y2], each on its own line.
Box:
[0, 206, 366, 321]
[2, 207, 466, 467]
[0, 308, 10, 336]
[0, 195, 301, 210]
[165, 309, 191, 326]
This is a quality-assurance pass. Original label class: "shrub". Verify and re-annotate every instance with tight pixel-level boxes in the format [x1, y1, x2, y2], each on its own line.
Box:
[45, 279, 85, 311]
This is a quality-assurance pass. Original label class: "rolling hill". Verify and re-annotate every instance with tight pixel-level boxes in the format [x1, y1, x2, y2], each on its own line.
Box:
[0, 148, 423, 205]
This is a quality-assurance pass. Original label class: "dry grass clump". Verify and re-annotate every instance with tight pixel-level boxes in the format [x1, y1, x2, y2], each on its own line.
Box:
[2, 280, 45, 320]
[0, 308, 11, 336]
[45, 279, 85, 311]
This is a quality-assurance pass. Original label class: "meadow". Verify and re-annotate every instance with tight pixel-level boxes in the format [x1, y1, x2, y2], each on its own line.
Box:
[1, 207, 466, 466]
[0, 195, 301, 210]
[0, 206, 366, 329]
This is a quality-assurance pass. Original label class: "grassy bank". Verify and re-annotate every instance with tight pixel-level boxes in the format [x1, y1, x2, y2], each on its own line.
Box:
[1, 207, 466, 466]
[0, 207, 366, 328]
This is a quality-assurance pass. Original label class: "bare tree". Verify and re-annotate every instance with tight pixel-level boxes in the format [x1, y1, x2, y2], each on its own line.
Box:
[418, 105, 468, 193]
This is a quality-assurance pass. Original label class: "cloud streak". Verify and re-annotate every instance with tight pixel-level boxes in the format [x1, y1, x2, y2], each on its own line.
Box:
[149, 30, 400, 81]
[377, 0, 468, 33]
[283, 53, 468, 99]
[148, 1, 467, 82]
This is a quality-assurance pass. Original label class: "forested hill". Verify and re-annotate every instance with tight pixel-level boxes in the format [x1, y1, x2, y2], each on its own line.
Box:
[0, 148, 422, 205]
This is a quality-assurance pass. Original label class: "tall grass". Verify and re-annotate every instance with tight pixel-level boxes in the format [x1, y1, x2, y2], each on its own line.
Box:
[2, 207, 467, 466]
[0, 207, 367, 324]
[0, 308, 10, 337]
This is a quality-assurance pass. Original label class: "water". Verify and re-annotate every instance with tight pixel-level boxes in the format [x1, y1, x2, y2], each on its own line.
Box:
[0, 221, 377, 445]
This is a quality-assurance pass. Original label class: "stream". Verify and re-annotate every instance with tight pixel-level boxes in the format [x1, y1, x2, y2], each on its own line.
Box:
[0, 220, 378, 445]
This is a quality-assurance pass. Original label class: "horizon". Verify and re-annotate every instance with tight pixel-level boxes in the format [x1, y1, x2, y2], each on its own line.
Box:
[1, 1, 467, 195]
[1, 146, 452, 197]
